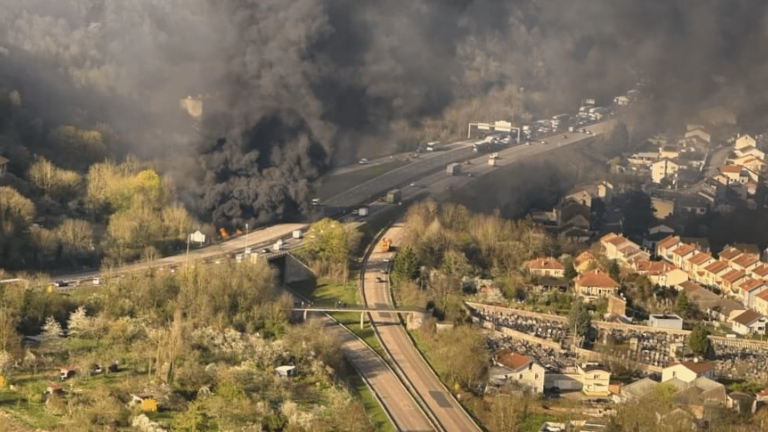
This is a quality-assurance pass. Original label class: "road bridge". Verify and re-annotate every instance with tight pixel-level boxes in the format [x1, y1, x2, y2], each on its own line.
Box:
[291, 305, 428, 328]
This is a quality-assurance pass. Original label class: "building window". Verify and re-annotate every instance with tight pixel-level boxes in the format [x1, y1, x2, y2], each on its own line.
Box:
[593, 374, 599, 380]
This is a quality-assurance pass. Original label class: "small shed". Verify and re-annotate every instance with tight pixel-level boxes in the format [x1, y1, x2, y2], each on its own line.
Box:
[275, 365, 297, 378]
[45, 384, 64, 397]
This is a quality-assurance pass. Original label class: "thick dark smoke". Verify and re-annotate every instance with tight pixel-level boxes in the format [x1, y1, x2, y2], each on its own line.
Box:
[2, 1, 768, 227]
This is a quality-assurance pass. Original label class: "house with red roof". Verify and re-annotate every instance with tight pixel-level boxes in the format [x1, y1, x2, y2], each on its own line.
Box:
[575, 269, 620, 300]
[656, 235, 682, 260]
[574, 251, 595, 274]
[754, 290, 768, 316]
[685, 252, 715, 278]
[633, 260, 688, 287]
[720, 268, 747, 293]
[492, 350, 546, 393]
[670, 244, 698, 269]
[730, 253, 761, 272]
[737, 278, 768, 308]
[701, 261, 731, 287]
[750, 264, 768, 281]
[525, 258, 565, 278]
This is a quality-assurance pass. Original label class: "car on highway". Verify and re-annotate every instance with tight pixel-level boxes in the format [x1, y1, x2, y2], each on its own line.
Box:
[375, 277, 384, 283]
[54, 281, 69, 288]
[311, 198, 321, 206]
[467, 172, 473, 177]
[383, 258, 391, 263]
[358, 158, 369, 165]
[409, 182, 417, 187]
[352, 209, 359, 215]
[261, 248, 271, 254]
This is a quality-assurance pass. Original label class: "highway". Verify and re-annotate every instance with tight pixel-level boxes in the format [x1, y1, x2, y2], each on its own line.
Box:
[363, 224, 482, 432]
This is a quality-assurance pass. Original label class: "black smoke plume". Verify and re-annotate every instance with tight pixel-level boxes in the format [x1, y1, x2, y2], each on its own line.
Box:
[2, 1, 768, 227]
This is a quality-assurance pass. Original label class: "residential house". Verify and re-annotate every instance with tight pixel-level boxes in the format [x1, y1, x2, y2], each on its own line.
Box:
[612, 377, 659, 403]
[686, 252, 715, 280]
[754, 290, 768, 316]
[493, 350, 546, 393]
[718, 246, 744, 263]
[701, 260, 730, 287]
[525, 258, 565, 278]
[575, 270, 620, 299]
[720, 268, 746, 293]
[601, 233, 649, 264]
[751, 264, 768, 281]
[634, 260, 688, 287]
[732, 154, 765, 173]
[659, 146, 681, 160]
[564, 189, 593, 208]
[670, 244, 698, 269]
[734, 145, 765, 161]
[717, 164, 745, 184]
[574, 251, 595, 274]
[729, 310, 767, 335]
[736, 278, 768, 308]
[657, 235, 682, 260]
[730, 253, 760, 272]
[628, 152, 660, 166]
[0, 155, 8, 176]
[651, 158, 680, 184]
[577, 363, 611, 397]
[735, 134, 756, 151]
[662, 361, 715, 383]
[685, 127, 711, 145]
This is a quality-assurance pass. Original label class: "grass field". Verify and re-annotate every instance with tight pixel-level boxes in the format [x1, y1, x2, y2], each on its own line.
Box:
[317, 160, 409, 201]
[340, 359, 397, 432]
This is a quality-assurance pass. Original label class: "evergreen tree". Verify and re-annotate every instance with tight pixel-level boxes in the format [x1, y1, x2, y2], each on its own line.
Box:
[609, 259, 621, 282]
[675, 291, 691, 319]
[688, 324, 710, 357]
[564, 261, 578, 280]
[391, 245, 420, 285]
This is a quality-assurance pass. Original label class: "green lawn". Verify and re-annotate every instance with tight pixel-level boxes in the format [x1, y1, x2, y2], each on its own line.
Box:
[317, 160, 409, 201]
[0, 388, 62, 429]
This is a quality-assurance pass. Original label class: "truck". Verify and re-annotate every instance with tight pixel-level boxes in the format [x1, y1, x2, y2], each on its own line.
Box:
[426, 141, 441, 152]
[358, 206, 369, 217]
[446, 163, 461, 176]
[488, 158, 497, 167]
[292, 229, 304, 239]
[490, 152, 499, 159]
[551, 114, 570, 130]
[379, 238, 391, 253]
[386, 189, 401, 203]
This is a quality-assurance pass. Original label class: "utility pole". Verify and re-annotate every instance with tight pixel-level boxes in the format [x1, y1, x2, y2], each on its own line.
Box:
[185, 233, 190, 263]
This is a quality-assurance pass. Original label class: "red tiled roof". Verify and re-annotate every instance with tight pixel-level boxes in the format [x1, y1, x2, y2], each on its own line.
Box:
[756, 290, 768, 301]
[600, 233, 619, 242]
[671, 244, 696, 257]
[732, 253, 759, 268]
[732, 310, 764, 326]
[753, 265, 768, 278]
[721, 269, 746, 284]
[526, 258, 564, 271]
[576, 269, 619, 288]
[719, 247, 742, 261]
[738, 278, 763, 292]
[496, 350, 531, 370]
[670, 361, 714, 374]
[688, 252, 713, 266]
[657, 235, 681, 250]
[757, 387, 768, 398]
[720, 164, 741, 174]
[704, 261, 729, 274]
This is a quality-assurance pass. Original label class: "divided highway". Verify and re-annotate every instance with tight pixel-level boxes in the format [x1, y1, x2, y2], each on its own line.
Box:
[363, 225, 482, 432]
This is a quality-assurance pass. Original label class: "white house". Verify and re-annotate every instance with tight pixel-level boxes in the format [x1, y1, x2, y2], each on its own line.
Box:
[525, 258, 565, 278]
[735, 134, 756, 151]
[577, 363, 611, 397]
[493, 350, 546, 394]
[729, 310, 767, 335]
[651, 158, 679, 184]
[662, 361, 715, 383]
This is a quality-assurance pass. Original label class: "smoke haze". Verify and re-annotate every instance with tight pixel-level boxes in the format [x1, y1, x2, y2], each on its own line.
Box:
[1, 0, 768, 226]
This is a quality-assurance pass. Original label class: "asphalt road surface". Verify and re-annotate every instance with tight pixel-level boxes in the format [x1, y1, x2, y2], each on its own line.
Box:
[309, 316, 435, 432]
[363, 225, 482, 432]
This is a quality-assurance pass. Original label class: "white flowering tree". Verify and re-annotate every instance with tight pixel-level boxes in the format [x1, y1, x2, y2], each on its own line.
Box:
[67, 306, 91, 338]
[40, 316, 63, 356]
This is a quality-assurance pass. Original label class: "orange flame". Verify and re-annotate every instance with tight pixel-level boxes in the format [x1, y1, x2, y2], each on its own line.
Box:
[235, 229, 243, 235]
[219, 228, 229, 239]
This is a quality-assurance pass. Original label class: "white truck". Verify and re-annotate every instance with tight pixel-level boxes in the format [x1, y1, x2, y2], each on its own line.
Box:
[446, 163, 461, 176]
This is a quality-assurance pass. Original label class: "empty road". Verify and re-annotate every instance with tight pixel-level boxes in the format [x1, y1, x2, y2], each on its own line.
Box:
[363, 225, 482, 432]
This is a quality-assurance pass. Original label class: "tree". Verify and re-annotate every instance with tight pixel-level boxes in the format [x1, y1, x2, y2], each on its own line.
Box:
[40, 316, 63, 355]
[0, 187, 35, 262]
[609, 259, 621, 282]
[688, 324, 710, 357]
[55, 219, 93, 258]
[569, 299, 591, 340]
[391, 245, 420, 285]
[621, 190, 656, 237]
[27, 157, 81, 200]
[564, 261, 578, 280]
[675, 291, 692, 319]
[67, 306, 92, 338]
